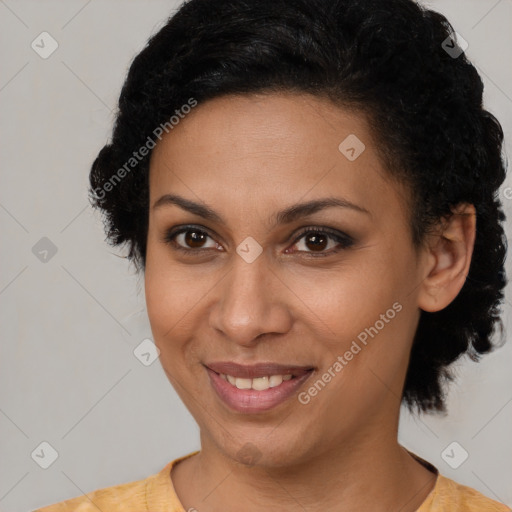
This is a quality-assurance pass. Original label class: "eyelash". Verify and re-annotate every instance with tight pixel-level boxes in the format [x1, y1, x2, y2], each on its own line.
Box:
[162, 224, 354, 257]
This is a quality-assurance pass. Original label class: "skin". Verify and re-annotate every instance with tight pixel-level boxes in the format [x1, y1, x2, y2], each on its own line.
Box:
[145, 92, 476, 512]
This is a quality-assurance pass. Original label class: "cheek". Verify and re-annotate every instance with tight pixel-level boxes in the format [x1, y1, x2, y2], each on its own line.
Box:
[144, 245, 220, 375]
[299, 245, 415, 357]
[144, 236, 200, 333]
[144, 246, 189, 355]
[293, 261, 396, 331]
[145, 272, 198, 345]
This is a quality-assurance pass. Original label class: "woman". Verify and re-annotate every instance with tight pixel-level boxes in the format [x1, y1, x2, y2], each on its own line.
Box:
[35, 0, 510, 510]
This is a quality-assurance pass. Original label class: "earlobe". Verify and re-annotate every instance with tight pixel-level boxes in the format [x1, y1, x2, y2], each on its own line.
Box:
[417, 203, 476, 313]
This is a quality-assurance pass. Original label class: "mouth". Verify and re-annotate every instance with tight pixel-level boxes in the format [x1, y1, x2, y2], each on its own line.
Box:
[204, 362, 314, 413]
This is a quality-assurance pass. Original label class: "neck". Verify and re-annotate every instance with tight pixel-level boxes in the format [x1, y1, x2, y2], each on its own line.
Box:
[172, 425, 437, 512]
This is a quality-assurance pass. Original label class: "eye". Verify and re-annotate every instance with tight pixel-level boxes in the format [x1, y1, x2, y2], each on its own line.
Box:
[162, 225, 354, 257]
[287, 227, 354, 257]
[162, 225, 222, 254]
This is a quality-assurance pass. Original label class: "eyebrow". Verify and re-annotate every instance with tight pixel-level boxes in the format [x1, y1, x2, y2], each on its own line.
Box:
[152, 193, 371, 226]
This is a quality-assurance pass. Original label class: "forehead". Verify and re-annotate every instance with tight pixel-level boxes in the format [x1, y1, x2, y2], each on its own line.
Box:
[151, 92, 371, 160]
[148, 92, 409, 229]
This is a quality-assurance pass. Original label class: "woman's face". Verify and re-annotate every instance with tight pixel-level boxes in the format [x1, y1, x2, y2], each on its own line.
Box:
[145, 92, 429, 467]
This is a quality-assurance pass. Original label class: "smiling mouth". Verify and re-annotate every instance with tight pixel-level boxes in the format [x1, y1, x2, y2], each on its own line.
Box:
[205, 361, 314, 379]
[204, 362, 315, 413]
[216, 372, 295, 391]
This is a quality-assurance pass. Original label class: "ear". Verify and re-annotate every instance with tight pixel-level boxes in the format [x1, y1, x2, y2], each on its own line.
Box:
[417, 203, 476, 313]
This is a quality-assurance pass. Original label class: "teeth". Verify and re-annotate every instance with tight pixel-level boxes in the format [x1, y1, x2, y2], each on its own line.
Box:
[252, 376, 269, 391]
[269, 375, 283, 387]
[235, 378, 252, 390]
[221, 373, 294, 391]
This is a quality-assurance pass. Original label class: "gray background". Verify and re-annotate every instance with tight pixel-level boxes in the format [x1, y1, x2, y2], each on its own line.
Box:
[0, 1, 511, 510]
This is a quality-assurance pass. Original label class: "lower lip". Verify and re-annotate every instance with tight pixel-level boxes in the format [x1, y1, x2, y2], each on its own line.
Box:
[206, 367, 313, 413]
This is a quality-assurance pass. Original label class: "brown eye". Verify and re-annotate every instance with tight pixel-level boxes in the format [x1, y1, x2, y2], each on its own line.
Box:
[163, 225, 220, 254]
[184, 230, 208, 248]
[289, 227, 354, 256]
[303, 232, 328, 252]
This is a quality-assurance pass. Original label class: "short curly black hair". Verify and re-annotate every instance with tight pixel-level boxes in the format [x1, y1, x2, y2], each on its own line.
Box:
[89, 0, 508, 413]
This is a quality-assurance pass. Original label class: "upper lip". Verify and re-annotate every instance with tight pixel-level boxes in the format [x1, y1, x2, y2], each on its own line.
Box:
[205, 362, 314, 379]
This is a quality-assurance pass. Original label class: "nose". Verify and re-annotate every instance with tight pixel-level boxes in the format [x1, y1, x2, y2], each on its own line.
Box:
[208, 250, 293, 347]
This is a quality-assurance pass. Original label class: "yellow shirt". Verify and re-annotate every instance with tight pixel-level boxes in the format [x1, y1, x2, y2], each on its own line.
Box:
[33, 450, 510, 512]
